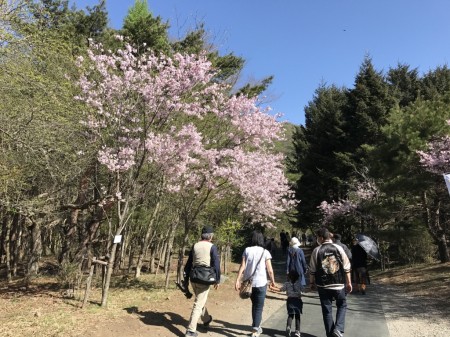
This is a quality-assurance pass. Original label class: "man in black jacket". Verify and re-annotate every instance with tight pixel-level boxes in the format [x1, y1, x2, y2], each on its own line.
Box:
[309, 228, 352, 337]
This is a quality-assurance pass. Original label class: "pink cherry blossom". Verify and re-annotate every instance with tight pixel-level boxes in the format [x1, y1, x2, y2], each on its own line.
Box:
[75, 41, 296, 224]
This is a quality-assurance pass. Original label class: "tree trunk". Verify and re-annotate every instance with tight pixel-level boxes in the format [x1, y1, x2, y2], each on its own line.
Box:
[437, 231, 450, 263]
[422, 192, 449, 263]
[11, 215, 22, 277]
[101, 242, 117, 307]
[149, 240, 159, 274]
[135, 201, 160, 278]
[3, 215, 12, 282]
[1, 214, 7, 264]
[176, 231, 190, 284]
[27, 220, 42, 276]
[164, 222, 178, 291]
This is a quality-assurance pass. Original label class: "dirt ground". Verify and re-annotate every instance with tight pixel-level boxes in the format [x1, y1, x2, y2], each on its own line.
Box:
[86, 257, 287, 337]
[1, 253, 449, 337]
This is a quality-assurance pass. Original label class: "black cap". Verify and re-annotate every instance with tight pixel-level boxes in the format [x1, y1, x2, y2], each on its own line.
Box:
[202, 226, 214, 234]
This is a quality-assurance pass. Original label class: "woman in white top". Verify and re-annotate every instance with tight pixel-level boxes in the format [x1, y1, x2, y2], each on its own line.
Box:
[235, 230, 276, 337]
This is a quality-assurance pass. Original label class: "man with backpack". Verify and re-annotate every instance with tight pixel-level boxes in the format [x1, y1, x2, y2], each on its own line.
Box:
[309, 227, 352, 337]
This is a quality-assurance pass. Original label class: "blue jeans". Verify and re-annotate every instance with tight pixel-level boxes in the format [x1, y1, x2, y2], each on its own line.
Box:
[250, 285, 267, 329]
[317, 287, 347, 336]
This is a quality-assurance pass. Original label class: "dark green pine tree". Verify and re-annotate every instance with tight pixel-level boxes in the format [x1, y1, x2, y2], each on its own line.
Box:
[343, 56, 393, 157]
[71, 0, 108, 40]
[122, 0, 170, 54]
[387, 63, 421, 108]
[420, 65, 450, 101]
[29, 0, 71, 29]
[172, 25, 247, 86]
[291, 84, 349, 226]
[26, 0, 109, 50]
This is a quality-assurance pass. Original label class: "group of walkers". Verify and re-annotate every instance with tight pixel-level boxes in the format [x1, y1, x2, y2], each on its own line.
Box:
[183, 226, 367, 337]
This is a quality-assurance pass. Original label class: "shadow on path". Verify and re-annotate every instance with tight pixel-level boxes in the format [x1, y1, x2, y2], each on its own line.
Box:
[124, 306, 186, 337]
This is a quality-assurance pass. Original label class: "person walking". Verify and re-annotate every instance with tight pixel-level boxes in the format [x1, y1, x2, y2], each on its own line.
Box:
[183, 226, 221, 337]
[235, 230, 276, 337]
[333, 233, 352, 260]
[269, 270, 303, 337]
[351, 237, 368, 294]
[309, 227, 352, 337]
[286, 237, 307, 288]
[301, 233, 307, 247]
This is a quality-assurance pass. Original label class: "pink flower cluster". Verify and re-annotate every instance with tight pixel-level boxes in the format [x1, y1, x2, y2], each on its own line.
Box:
[318, 200, 357, 224]
[74, 41, 295, 223]
[418, 135, 450, 174]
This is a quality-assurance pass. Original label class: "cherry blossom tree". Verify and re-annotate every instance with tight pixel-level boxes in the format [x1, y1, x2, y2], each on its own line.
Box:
[318, 179, 378, 228]
[75, 40, 295, 305]
[417, 121, 450, 174]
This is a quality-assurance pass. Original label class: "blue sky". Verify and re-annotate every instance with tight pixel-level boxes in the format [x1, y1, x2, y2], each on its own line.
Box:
[71, 0, 450, 125]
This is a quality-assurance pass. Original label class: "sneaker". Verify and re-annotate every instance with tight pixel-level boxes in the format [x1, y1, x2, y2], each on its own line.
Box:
[203, 315, 213, 327]
[251, 327, 263, 337]
[331, 329, 344, 337]
[286, 326, 291, 337]
[294, 331, 301, 337]
[185, 331, 198, 337]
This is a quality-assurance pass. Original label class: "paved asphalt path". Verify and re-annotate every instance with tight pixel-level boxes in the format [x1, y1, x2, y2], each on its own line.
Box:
[260, 285, 390, 337]
[259, 247, 390, 337]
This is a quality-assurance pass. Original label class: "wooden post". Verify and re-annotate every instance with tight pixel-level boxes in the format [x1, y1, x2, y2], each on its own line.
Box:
[81, 257, 108, 309]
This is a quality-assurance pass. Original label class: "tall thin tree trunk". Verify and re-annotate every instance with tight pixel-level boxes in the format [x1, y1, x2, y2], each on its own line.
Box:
[1, 215, 7, 264]
[164, 221, 178, 291]
[101, 242, 117, 307]
[4, 215, 12, 282]
[135, 201, 161, 278]
[422, 192, 449, 262]
[176, 231, 190, 284]
[27, 220, 42, 276]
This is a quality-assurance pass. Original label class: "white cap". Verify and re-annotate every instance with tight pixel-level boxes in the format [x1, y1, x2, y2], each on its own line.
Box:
[290, 237, 300, 247]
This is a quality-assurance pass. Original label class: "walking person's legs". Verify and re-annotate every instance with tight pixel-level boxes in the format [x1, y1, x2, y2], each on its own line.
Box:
[250, 285, 267, 335]
[357, 267, 367, 294]
[333, 289, 347, 335]
[318, 288, 335, 337]
[294, 313, 301, 334]
[187, 282, 211, 335]
[286, 314, 294, 336]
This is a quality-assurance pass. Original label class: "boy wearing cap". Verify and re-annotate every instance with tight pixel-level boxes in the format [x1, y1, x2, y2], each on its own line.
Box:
[184, 226, 221, 337]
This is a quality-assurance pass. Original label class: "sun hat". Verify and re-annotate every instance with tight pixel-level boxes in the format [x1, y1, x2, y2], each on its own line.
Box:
[290, 237, 300, 247]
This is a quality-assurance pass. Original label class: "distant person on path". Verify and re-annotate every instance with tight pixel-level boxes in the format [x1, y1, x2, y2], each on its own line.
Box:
[309, 227, 352, 337]
[270, 269, 303, 337]
[235, 230, 276, 337]
[286, 237, 308, 288]
[183, 226, 221, 337]
[280, 230, 289, 255]
[265, 237, 276, 257]
[301, 233, 307, 246]
[307, 234, 313, 246]
[333, 234, 352, 260]
[351, 237, 368, 295]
